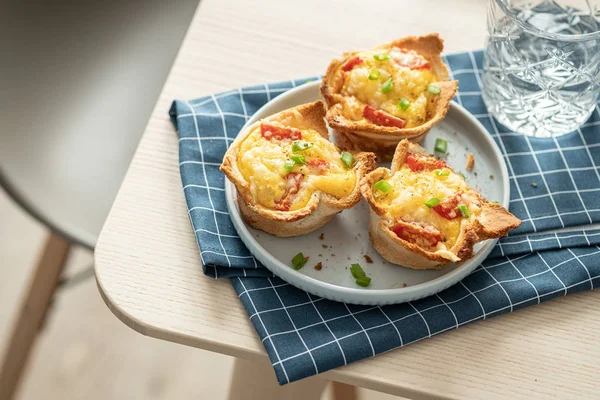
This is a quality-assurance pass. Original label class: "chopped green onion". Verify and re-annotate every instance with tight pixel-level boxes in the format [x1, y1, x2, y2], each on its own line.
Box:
[428, 84, 441, 95]
[340, 151, 355, 168]
[350, 263, 370, 287]
[459, 172, 466, 180]
[434, 169, 450, 177]
[381, 78, 394, 94]
[457, 204, 470, 218]
[292, 252, 308, 270]
[350, 263, 367, 279]
[355, 276, 372, 287]
[368, 70, 381, 80]
[291, 140, 314, 152]
[398, 98, 411, 111]
[373, 53, 391, 61]
[424, 197, 441, 208]
[290, 154, 306, 165]
[491, 200, 499, 204]
[434, 138, 448, 154]
[489, 174, 495, 180]
[373, 179, 393, 193]
[283, 160, 295, 172]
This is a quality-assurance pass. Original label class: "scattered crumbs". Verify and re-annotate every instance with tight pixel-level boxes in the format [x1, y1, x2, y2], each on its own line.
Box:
[466, 152, 475, 170]
[347, 256, 351, 260]
[329, 245, 333, 249]
[357, 233, 361, 237]
[474, 172, 478, 176]
[363, 255, 374, 264]
[403, 283, 407, 288]
[531, 182, 538, 188]
[331, 254, 336, 257]
[489, 174, 494, 180]
[318, 254, 322, 257]
[314, 262, 323, 271]
[319, 233, 325, 240]
[326, 258, 329, 262]
[322, 244, 328, 249]
[382, 261, 386, 264]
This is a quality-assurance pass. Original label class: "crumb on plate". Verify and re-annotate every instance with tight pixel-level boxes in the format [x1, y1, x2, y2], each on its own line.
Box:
[466, 152, 475, 170]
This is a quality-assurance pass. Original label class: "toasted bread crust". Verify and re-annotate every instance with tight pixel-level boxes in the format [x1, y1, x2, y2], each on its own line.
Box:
[360, 139, 521, 269]
[321, 34, 458, 161]
[221, 100, 377, 237]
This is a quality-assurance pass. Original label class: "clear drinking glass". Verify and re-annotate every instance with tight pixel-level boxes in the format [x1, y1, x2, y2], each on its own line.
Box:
[482, 0, 600, 137]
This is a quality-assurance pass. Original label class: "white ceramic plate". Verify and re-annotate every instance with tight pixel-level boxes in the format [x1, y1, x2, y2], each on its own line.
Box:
[225, 81, 509, 305]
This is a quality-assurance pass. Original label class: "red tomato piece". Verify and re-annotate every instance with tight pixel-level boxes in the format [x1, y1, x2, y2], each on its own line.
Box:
[363, 105, 406, 128]
[341, 56, 364, 72]
[275, 173, 304, 211]
[405, 153, 447, 172]
[307, 158, 329, 175]
[391, 221, 442, 249]
[260, 123, 302, 141]
[433, 193, 462, 220]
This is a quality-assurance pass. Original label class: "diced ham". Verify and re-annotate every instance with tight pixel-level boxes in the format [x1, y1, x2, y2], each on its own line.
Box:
[391, 220, 442, 249]
[307, 158, 329, 175]
[392, 48, 431, 70]
[275, 173, 304, 211]
[433, 192, 462, 220]
[363, 105, 406, 128]
[341, 56, 364, 72]
[405, 153, 447, 172]
[260, 123, 302, 141]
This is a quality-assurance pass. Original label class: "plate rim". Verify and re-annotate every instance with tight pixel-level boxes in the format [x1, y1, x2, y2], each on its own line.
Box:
[224, 81, 509, 305]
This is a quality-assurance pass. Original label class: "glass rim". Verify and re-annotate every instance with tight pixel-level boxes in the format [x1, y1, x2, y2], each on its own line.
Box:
[494, 0, 600, 42]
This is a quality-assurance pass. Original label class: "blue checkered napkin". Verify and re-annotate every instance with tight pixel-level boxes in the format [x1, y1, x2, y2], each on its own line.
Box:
[170, 50, 600, 385]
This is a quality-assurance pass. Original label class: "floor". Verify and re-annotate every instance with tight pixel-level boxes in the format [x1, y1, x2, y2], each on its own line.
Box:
[0, 190, 398, 399]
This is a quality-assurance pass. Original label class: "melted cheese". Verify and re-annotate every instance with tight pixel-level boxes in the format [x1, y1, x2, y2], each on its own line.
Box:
[237, 126, 356, 210]
[337, 48, 437, 128]
[373, 166, 480, 247]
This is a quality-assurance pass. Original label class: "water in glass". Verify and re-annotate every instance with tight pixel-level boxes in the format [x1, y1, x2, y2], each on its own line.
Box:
[482, 0, 600, 137]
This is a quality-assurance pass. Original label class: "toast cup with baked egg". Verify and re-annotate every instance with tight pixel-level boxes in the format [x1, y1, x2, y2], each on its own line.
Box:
[321, 34, 458, 161]
[360, 139, 521, 270]
[221, 100, 376, 237]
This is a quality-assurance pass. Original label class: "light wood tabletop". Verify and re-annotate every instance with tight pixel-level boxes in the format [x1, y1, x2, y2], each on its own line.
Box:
[94, 0, 600, 398]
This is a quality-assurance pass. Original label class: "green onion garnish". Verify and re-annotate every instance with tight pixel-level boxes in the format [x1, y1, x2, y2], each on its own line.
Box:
[428, 84, 441, 95]
[459, 172, 466, 180]
[292, 252, 308, 270]
[373, 179, 393, 193]
[373, 53, 391, 61]
[398, 98, 411, 111]
[355, 276, 372, 287]
[434, 169, 450, 177]
[368, 70, 381, 80]
[425, 197, 441, 208]
[457, 204, 470, 218]
[350, 263, 370, 287]
[434, 138, 448, 154]
[340, 151, 354, 168]
[291, 140, 314, 152]
[381, 78, 394, 94]
[290, 154, 306, 165]
[491, 200, 499, 204]
[283, 160, 295, 172]
[350, 263, 366, 279]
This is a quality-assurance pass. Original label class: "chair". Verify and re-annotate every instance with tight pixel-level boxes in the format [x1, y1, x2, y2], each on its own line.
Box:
[0, 1, 199, 398]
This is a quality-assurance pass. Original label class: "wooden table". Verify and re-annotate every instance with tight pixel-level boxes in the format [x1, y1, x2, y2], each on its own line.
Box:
[94, 0, 600, 398]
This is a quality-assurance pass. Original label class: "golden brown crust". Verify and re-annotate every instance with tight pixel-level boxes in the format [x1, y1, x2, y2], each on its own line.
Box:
[321, 33, 458, 161]
[220, 100, 377, 237]
[360, 139, 521, 269]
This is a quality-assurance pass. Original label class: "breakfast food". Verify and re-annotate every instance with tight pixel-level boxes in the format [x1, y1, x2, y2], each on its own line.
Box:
[321, 34, 458, 160]
[221, 101, 376, 237]
[361, 139, 521, 269]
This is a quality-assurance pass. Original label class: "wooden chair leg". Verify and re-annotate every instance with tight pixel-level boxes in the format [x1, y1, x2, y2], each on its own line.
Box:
[331, 381, 358, 400]
[0, 232, 71, 400]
